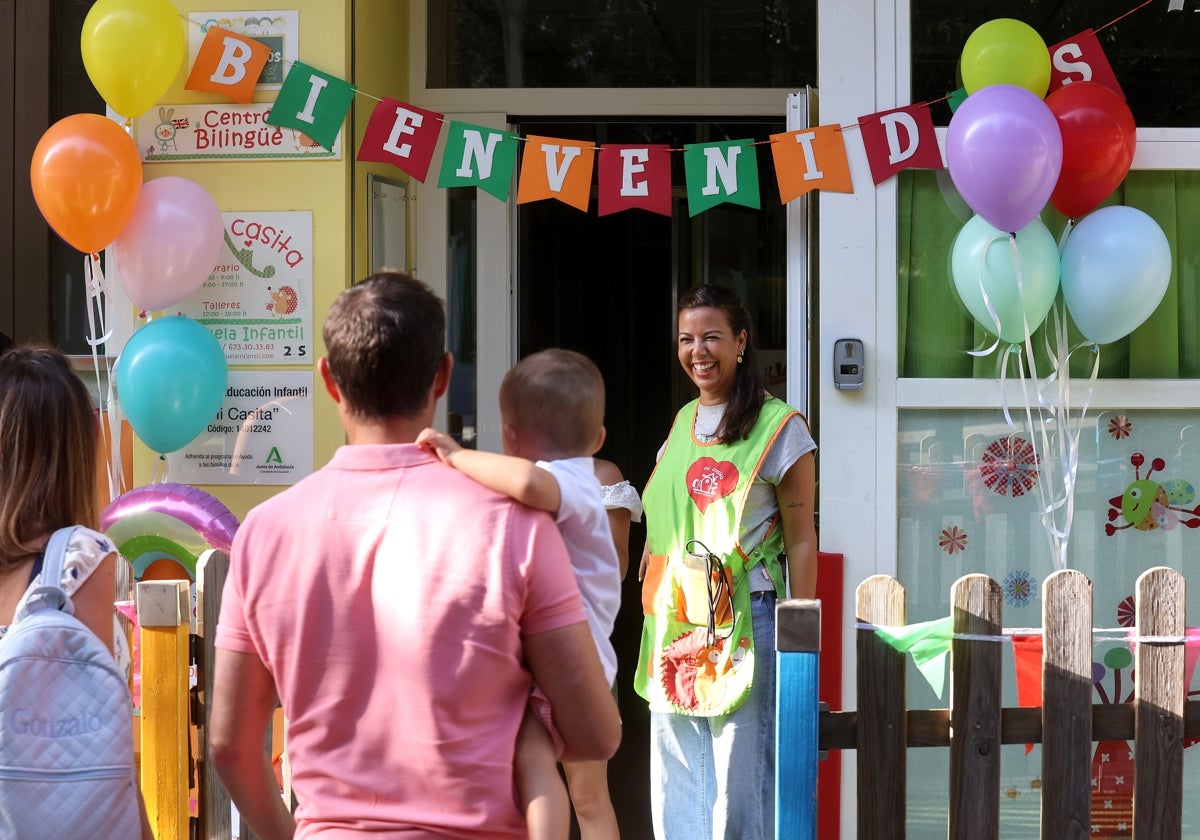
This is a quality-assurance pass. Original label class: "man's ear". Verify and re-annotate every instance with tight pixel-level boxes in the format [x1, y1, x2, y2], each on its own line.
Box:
[318, 358, 341, 404]
[432, 351, 453, 400]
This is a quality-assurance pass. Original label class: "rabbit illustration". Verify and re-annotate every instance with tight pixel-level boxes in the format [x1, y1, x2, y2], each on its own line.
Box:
[154, 107, 178, 153]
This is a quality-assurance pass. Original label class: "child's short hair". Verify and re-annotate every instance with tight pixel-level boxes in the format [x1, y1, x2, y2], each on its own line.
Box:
[499, 349, 605, 459]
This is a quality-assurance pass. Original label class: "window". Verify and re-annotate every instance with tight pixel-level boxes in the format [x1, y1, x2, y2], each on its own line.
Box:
[427, 0, 816, 89]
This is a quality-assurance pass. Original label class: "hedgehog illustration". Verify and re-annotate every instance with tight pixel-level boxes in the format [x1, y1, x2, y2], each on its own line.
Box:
[267, 286, 298, 317]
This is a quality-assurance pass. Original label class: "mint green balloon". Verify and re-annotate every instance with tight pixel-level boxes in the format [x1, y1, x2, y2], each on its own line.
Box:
[117, 316, 227, 454]
[951, 215, 1061, 345]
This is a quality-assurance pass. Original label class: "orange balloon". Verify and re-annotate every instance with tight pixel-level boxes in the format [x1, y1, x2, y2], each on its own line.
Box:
[30, 113, 143, 253]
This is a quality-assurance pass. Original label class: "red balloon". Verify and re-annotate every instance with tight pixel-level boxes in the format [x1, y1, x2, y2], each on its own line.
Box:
[1045, 81, 1136, 219]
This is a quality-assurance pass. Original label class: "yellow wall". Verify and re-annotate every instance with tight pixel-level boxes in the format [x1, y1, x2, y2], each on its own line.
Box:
[132, 2, 357, 520]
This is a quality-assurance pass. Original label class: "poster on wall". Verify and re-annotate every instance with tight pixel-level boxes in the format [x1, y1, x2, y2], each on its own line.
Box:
[176, 211, 313, 365]
[188, 10, 299, 90]
[167, 370, 314, 485]
[136, 103, 341, 162]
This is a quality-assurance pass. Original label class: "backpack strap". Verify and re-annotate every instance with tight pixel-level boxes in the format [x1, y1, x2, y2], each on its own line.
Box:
[15, 525, 78, 621]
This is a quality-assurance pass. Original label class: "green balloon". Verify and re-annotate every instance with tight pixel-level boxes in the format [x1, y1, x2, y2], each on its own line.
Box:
[960, 18, 1051, 98]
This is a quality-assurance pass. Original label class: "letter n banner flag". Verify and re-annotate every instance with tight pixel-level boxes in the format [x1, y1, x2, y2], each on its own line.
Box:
[858, 103, 943, 185]
[437, 121, 521, 202]
[682, 140, 760, 217]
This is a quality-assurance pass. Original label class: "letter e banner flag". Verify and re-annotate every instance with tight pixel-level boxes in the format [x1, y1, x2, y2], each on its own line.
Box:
[266, 61, 356, 151]
[598, 144, 672, 217]
[358, 98, 445, 182]
[683, 140, 760, 217]
[186, 27, 272, 103]
[516, 136, 596, 212]
[859, 103, 943, 185]
[437, 121, 521, 202]
[770, 125, 854, 202]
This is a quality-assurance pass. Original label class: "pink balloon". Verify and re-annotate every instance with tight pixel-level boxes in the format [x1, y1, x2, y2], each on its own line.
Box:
[946, 84, 1063, 234]
[112, 176, 223, 311]
[101, 482, 239, 551]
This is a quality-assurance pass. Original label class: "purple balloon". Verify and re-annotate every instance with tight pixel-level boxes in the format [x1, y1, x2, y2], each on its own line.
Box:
[101, 482, 239, 551]
[946, 84, 1063, 234]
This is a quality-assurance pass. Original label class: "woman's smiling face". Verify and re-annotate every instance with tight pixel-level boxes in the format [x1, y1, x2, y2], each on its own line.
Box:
[677, 306, 746, 405]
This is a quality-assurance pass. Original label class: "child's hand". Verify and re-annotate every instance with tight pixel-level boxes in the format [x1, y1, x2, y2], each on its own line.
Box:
[416, 427, 463, 465]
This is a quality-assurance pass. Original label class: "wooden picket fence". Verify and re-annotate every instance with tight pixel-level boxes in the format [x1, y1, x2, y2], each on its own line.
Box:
[134, 549, 289, 840]
[776, 568, 1200, 840]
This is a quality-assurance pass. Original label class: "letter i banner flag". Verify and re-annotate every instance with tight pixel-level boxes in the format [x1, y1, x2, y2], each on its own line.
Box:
[358, 98, 445, 182]
[516, 136, 596, 212]
[266, 60, 356, 151]
[437, 121, 521, 201]
[185, 27, 272, 103]
[859, 103, 944, 186]
[598, 144, 672, 217]
[769, 125, 854, 203]
[683, 139, 761, 217]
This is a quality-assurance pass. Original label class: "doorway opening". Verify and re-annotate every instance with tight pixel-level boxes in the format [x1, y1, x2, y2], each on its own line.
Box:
[513, 116, 789, 833]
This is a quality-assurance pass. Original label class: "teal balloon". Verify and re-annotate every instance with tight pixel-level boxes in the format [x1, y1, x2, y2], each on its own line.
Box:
[1061, 206, 1172, 345]
[118, 316, 227, 454]
[951, 214, 1061, 344]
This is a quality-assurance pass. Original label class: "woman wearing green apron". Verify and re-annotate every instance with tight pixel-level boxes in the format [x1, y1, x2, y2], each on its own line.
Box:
[636, 284, 818, 840]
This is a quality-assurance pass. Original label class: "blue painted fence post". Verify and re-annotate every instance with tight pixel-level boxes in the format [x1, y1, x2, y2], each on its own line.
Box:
[776, 598, 821, 840]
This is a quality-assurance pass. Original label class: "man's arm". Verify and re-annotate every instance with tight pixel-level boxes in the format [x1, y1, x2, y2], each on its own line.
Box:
[208, 648, 296, 840]
[417, 428, 561, 513]
[523, 621, 621, 763]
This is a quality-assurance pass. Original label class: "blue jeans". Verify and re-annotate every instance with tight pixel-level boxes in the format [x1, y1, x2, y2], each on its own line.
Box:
[649, 591, 777, 840]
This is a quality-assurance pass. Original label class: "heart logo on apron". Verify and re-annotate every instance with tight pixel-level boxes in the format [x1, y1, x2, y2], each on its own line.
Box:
[686, 457, 739, 513]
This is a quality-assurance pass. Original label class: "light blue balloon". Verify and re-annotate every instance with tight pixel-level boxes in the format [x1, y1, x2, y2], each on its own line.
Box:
[117, 316, 227, 454]
[950, 214, 1061, 344]
[1061, 206, 1172, 345]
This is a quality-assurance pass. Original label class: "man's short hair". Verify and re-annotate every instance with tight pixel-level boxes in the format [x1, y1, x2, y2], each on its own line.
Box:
[499, 349, 605, 459]
[322, 271, 445, 421]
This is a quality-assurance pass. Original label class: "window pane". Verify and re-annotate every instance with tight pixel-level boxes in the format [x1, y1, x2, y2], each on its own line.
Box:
[911, 1, 1200, 127]
[447, 187, 478, 448]
[897, 169, 1200, 379]
[427, 1, 816, 89]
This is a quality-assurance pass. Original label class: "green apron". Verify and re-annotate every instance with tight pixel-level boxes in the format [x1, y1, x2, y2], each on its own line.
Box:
[635, 396, 795, 716]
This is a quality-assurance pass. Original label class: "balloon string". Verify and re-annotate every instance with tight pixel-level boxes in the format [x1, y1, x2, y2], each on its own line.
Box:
[966, 232, 1006, 359]
[84, 255, 120, 503]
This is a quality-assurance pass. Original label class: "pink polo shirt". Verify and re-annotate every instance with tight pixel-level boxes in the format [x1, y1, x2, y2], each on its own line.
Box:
[216, 443, 584, 838]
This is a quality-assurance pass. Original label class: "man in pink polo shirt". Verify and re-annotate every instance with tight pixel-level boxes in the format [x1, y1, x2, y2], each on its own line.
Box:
[209, 271, 620, 839]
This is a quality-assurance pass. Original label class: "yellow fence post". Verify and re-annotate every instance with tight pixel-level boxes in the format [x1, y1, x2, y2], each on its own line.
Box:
[138, 580, 191, 840]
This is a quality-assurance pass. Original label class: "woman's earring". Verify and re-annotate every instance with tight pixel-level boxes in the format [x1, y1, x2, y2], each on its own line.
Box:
[737, 351, 744, 363]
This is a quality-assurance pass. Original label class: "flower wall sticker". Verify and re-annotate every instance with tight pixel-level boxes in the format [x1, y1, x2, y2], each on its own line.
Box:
[1107, 415, 1132, 440]
[1002, 569, 1037, 608]
[979, 435, 1039, 497]
[938, 525, 968, 555]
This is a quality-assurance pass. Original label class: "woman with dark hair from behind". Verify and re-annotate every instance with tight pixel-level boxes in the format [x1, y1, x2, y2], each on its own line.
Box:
[0, 345, 153, 838]
[635, 283, 818, 840]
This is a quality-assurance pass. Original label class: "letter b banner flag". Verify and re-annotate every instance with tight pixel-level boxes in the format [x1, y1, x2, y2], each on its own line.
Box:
[186, 27, 272, 103]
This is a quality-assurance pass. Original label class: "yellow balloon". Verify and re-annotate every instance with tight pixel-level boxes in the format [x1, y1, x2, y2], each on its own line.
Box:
[80, 0, 185, 120]
[960, 18, 1050, 98]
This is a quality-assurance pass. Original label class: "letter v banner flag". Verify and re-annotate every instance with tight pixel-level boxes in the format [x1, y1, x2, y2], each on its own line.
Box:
[683, 140, 760, 217]
[185, 27, 272, 103]
[859, 103, 943, 185]
[358, 98, 445, 182]
[516, 136, 596, 212]
[267, 61, 356, 151]
[437, 121, 521, 201]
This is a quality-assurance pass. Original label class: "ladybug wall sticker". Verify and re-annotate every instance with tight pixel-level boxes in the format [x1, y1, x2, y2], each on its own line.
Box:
[1105, 453, 1200, 535]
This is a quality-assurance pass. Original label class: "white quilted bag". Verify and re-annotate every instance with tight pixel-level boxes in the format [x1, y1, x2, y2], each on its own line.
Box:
[0, 527, 141, 839]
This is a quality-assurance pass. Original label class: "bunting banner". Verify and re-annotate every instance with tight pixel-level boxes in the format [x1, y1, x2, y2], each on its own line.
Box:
[185, 26, 271, 104]
[266, 60, 355, 151]
[437, 121, 521, 202]
[683, 140, 761, 217]
[1011, 633, 1043, 754]
[358, 98, 444, 183]
[859, 104, 944, 186]
[598, 144, 673, 217]
[770, 125, 854, 202]
[159, 5, 1161, 216]
[516, 135, 596, 212]
[1048, 30, 1125, 100]
[873, 616, 954, 700]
